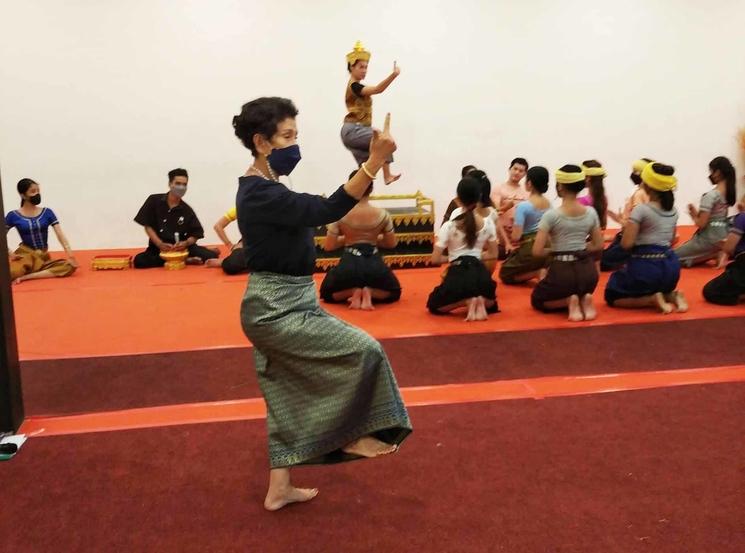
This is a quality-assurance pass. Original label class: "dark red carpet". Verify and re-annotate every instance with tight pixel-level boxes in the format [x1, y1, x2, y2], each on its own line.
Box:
[20, 316, 745, 415]
[2, 383, 744, 553]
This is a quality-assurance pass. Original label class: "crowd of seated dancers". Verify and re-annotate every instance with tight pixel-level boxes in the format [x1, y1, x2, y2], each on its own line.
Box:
[5, 157, 745, 318]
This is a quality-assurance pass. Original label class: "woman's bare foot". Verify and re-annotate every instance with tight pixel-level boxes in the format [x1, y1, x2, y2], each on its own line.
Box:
[360, 287, 375, 310]
[264, 486, 319, 511]
[465, 297, 478, 321]
[653, 292, 674, 314]
[185, 256, 204, 265]
[348, 288, 362, 309]
[204, 258, 222, 268]
[581, 293, 597, 321]
[342, 436, 397, 458]
[715, 251, 728, 269]
[666, 290, 689, 313]
[568, 294, 583, 322]
[476, 296, 488, 320]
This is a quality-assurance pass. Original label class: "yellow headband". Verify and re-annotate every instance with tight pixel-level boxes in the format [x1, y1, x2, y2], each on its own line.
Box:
[346, 41, 371, 65]
[556, 168, 586, 184]
[632, 158, 654, 173]
[581, 164, 606, 177]
[641, 163, 677, 192]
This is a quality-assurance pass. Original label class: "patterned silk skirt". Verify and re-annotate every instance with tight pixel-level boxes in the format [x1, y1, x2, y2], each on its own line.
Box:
[240, 271, 412, 468]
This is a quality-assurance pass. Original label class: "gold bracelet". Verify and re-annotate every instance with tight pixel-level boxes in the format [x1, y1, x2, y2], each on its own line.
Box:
[360, 162, 377, 180]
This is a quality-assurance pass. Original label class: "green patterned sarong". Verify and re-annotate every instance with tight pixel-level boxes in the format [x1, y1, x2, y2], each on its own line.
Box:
[241, 271, 412, 468]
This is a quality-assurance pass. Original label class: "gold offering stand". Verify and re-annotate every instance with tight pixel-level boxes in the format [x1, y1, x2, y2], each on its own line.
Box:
[315, 191, 435, 271]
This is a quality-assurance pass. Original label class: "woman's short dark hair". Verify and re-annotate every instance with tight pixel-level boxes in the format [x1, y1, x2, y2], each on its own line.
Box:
[233, 97, 299, 156]
[168, 168, 188, 182]
[526, 166, 549, 193]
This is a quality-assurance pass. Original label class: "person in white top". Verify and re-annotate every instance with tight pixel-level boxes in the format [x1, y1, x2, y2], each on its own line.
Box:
[448, 169, 500, 273]
[428, 176, 499, 321]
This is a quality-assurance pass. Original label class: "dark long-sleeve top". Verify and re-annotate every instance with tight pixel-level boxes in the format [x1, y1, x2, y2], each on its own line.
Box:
[236, 176, 358, 276]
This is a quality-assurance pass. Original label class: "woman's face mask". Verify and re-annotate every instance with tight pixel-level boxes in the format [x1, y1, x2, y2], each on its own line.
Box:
[268, 144, 302, 176]
[27, 193, 42, 205]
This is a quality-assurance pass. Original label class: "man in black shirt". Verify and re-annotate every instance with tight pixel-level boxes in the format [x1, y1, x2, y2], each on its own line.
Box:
[133, 168, 219, 268]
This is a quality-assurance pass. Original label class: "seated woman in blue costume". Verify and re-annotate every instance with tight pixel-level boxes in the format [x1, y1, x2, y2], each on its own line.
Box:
[531, 165, 604, 321]
[675, 156, 736, 267]
[6, 178, 77, 284]
[233, 97, 411, 511]
[604, 162, 688, 313]
[427, 176, 499, 321]
[320, 172, 401, 309]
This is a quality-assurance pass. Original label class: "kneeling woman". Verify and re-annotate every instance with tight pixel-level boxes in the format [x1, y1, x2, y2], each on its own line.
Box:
[5, 178, 77, 284]
[702, 210, 745, 305]
[427, 177, 498, 321]
[531, 166, 604, 321]
[604, 162, 687, 313]
[233, 98, 411, 511]
[320, 174, 401, 309]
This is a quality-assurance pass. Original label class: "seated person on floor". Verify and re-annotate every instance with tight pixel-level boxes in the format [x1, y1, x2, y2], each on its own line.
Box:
[491, 157, 529, 260]
[320, 174, 401, 309]
[205, 207, 248, 275]
[6, 178, 78, 284]
[604, 162, 688, 314]
[600, 158, 653, 272]
[133, 168, 219, 268]
[531, 165, 604, 322]
[499, 166, 551, 284]
[427, 176, 498, 321]
[442, 164, 478, 225]
[674, 156, 736, 268]
[449, 170, 499, 273]
[702, 210, 745, 305]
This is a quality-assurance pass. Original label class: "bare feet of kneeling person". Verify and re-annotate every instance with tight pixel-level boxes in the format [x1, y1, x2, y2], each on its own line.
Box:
[360, 287, 375, 310]
[342, 436, 397, 458]
[348, 288, 362, 309]
[264, 486, 319, 512]
[204, 258, 222, 268]
[186, 256, 204, 265]
[465, 297, 478, 321]
[568, 294, 583, 322]
[581, 293, 597, 321]
[653, 292, 674, 314]
[666, 290, 688, 313]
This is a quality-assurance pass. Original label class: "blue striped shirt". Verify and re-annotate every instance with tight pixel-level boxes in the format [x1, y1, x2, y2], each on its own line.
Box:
[5, 208, 60, 249]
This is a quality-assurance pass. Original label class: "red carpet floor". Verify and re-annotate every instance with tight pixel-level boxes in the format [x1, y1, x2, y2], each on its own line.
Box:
[20, 316, 745, 416]
[2, 383, 744, 553]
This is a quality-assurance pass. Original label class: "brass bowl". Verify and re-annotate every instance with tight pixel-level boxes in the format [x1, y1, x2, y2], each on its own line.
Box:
[159, 250, 189, 270]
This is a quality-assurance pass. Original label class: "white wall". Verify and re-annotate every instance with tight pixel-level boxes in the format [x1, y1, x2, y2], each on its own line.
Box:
[1, 0, 744, 250]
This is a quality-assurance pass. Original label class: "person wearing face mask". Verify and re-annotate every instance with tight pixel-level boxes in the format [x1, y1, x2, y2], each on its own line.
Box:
[340, 41, 401, 185]
[132, 168, 219, 268]
[674, 156, 737, 267]
[5, 178, 77, 284]
[600, 158, 653, 272]
[233, 97, 411, 512]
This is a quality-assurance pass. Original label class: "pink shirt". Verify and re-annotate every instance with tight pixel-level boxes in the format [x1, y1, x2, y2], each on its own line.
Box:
[491, 182, 529, 229]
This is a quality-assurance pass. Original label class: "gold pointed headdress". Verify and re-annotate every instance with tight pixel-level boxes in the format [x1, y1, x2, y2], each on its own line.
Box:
[346, 41, 371, 65]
